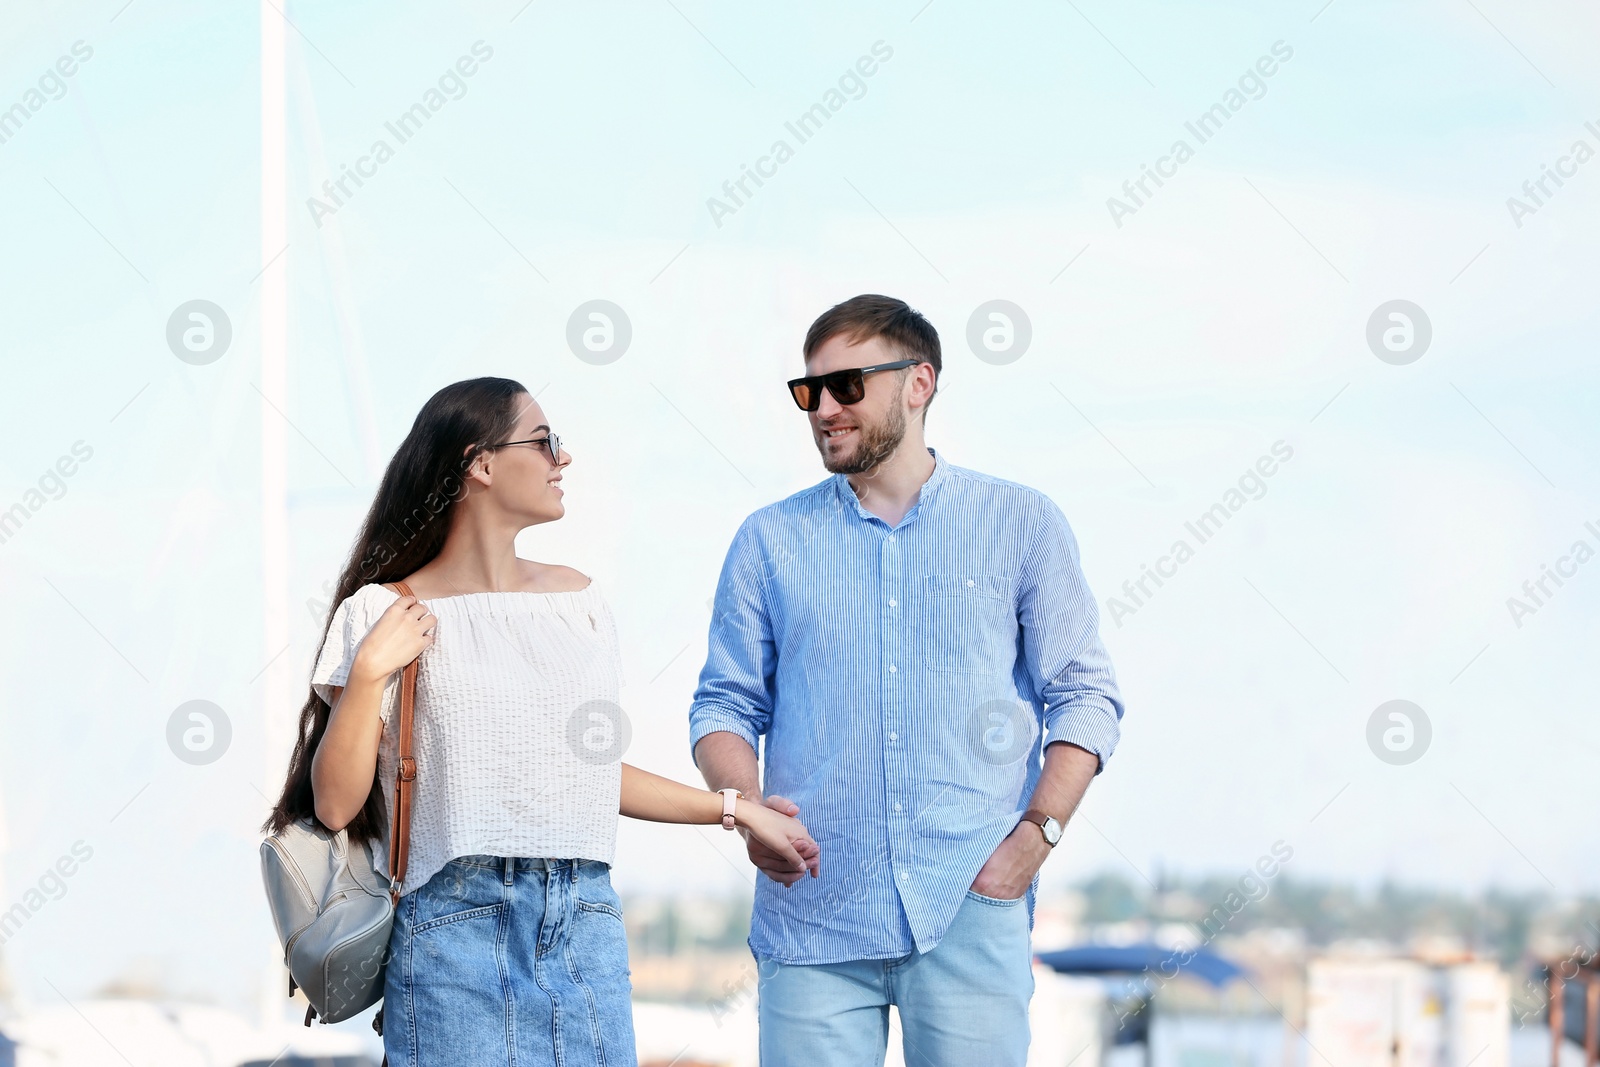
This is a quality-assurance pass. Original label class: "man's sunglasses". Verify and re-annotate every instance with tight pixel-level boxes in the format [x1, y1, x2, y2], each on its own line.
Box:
[786, 359, 922, 412]
[486, 432, 562, 466]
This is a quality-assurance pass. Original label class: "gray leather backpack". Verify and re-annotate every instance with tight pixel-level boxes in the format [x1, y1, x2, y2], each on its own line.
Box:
[260, 580, 421, 1029]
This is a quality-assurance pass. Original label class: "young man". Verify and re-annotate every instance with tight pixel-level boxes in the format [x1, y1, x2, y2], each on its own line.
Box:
[689, 294, 1124, 1066]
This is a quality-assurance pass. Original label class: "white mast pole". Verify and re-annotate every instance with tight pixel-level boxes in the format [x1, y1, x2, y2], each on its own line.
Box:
[258, 0, 289, 1032]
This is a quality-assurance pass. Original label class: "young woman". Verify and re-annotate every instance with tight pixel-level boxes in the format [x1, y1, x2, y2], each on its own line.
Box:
[264, 377, 818, 1066]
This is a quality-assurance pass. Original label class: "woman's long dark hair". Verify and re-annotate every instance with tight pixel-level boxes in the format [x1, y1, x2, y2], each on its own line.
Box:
[262, 376, 529, 843]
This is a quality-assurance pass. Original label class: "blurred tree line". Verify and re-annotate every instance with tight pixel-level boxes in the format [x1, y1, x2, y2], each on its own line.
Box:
[1079, 870, 1600, 968]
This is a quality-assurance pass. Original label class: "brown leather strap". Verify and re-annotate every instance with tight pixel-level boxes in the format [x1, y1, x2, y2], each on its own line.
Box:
[384, 580, 422, 905]
[1020, 808, 1058, 846]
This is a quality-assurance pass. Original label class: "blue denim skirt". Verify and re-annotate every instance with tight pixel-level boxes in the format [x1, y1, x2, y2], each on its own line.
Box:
[381, 856, 635, 1067]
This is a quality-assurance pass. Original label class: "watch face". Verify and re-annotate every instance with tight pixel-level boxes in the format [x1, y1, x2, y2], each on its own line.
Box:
[1042, 818, 1062, 845]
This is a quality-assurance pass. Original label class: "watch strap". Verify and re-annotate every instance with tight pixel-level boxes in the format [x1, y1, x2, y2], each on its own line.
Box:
[718, 788, 743, 830]
[1021, 808, 1059, 845]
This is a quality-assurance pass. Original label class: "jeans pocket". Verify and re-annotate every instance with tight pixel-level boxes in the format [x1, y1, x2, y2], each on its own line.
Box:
[410, 861, 506, 935]
[965, 887, 1025, 907]
[569, 863, 633, 998]
[412, 902, 503, 935]
[573, 860, 624, 921]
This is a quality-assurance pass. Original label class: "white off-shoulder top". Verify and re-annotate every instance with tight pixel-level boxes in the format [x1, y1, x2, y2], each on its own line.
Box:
[310, 579, 625, 897]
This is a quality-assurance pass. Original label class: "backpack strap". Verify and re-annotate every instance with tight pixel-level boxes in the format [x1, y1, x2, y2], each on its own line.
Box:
[383, 580, 422, 906]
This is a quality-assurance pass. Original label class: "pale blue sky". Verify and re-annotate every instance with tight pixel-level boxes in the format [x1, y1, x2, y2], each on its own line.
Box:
[1, 0, 1597, 1017]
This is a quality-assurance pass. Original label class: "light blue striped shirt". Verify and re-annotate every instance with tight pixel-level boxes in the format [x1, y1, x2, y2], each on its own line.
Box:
[689, 447, 1124, 964]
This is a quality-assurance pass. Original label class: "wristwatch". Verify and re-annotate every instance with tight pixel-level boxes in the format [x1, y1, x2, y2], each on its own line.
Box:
[1021, 809, 1063, 847]
[717, 788, 744, 830]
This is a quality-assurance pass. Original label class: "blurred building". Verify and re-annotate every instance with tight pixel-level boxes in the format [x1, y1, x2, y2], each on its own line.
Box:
[1305, 957, 1510, 1067]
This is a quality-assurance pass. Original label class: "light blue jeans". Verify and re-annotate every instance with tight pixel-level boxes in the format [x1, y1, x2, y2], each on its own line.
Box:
[382, 855, 635, 1067]
[756, 887, 1035, 1066]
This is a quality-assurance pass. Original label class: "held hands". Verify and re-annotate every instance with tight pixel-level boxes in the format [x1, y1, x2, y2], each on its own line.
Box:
[736, 794, 819, 885]
[744, 800, 1050, 895]
[350, 593, 437, 683]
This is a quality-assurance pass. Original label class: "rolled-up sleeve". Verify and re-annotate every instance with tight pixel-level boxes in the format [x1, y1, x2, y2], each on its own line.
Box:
[689, 517, 778, 758]
[1018, 495, 1124, 772]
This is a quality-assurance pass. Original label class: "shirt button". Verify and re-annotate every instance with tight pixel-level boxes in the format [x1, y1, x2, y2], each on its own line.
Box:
[888, 535, 896, 544]
[966, 578, 975, 587]
[889, 664, 897, 673]
[889, 731, 899, 741]
[888, 598, 897, 608]
[893, 802, 903, 812]
[899, 870, 910, 881]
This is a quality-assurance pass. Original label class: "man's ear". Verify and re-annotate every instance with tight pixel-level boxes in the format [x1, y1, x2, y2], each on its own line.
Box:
[906, 362, 936, 409]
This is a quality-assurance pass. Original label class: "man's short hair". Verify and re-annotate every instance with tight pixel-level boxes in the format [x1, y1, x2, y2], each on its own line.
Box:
[803, 294, 941, 412]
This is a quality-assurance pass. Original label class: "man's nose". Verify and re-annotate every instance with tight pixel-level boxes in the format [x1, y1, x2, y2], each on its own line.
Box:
[814, 389, 844, 421]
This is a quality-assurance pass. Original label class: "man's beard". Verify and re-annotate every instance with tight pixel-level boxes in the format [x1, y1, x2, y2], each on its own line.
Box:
[822, 400, 907, 475]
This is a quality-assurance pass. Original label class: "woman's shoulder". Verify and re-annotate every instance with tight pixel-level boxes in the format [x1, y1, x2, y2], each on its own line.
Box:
[337, 581, 402, 620]
[518, 560, 595, 594]
[520, 563, 614, 625]
[313, 583, 402, 673]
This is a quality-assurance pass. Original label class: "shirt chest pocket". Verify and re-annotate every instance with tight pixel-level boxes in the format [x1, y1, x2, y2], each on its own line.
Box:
[920, 573, 1014, 675]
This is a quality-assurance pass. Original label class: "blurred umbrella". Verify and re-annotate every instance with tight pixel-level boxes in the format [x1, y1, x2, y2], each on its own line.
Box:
[1035, 943, 1247, 988]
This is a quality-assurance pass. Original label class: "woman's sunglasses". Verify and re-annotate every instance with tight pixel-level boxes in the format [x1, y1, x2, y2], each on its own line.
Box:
[786, 359, 921, 412]
[486, 432, 562, 466]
